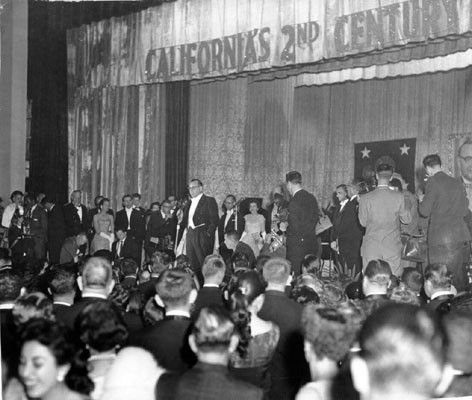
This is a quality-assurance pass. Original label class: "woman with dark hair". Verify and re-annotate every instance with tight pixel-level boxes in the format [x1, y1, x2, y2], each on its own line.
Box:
[18, 318, 92, 400]
[91, 198, 114, 253]
[297, 304, 356, 400]
[13, 292, 55, 329]
[241, 201, 266, 257]
[77, 300, 129, 400]
[228, 270, 279, 397]
[8, 210, 27, 261]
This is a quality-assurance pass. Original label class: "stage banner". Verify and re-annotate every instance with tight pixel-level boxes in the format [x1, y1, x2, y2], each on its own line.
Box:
[67, 0, 472, 88]
[354, 138, 417, 191]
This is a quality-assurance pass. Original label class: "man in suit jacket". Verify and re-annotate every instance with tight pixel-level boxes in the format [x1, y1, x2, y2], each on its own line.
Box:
[166, 305, 262, 400]
[419, 154, 472, 292]
[59, 233, 88, 264]
[359, 163, 411, 278]
[60, 256, 115, 329]
[330, 184, 364, 275]
[63, 190, 89, 238]
[24, 193, 48, 260]
[136, 250, 172, 301]
[48, 264, 77, 323]
[285, 171, 320, 276]
[145, 200, 177, 257]
[130, 269, 197, 372]
[115, 194, 146, 265]
[193, 255, 225, 317]
[178, 179, 219, 283]
[218, 195, 244, 261]
[258, 258, 310, 400]
[43, 198, 66, 264]
[422, 262, 455, 315]
[112, 227, 140, 263]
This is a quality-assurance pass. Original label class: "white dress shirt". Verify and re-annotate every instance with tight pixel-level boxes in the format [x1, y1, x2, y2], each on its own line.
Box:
[224, 209, 234, 229]
[188, 193, 203, 229]
[76, 205, 83, 222]
[125, 207, 133, 229]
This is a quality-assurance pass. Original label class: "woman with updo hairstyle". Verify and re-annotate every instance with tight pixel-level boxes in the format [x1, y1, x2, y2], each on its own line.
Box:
[77, 300, 128, 400]
[13, 292, 56, 329]
[240, 200, 266, 257]
[296, 304, 356, 400]
[228, 270, 279, 397]
[18, 318, 92, 400]
[91, 197, 114, 253]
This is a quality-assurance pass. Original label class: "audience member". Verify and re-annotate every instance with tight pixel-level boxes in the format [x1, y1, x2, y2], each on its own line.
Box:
[229, 270, 279, 395]
[131, 268, 197, 372]
[350, 303, 452, 400]
[161, 306, 263, 400]
[423, 262, 454, 315]
[137, 250, 172, 300]
[259, 258, 310, 400]
[77, 300, 129, 400]
[290, 285, 320, 305]
[13, 292, 55, 328]
[296, 305, 355, 400]
[118, 257, 138, 289]
[48, 264, 77, 322]
[193, 255, 226, 316]
[358, 259, 391, 316]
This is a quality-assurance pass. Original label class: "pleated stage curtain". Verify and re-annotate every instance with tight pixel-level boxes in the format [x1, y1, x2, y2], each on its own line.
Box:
[68, 84, 167, 209]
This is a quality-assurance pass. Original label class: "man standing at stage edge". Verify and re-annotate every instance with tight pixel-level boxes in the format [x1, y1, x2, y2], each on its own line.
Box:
[285, 171, 319, 276]
[178, 179, 219, 284]
[419, 154, 471, 292]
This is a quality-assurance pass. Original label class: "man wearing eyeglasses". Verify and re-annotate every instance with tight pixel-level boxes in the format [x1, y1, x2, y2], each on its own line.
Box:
[458, 138, 472, 212]
[177, 179, 219, 284]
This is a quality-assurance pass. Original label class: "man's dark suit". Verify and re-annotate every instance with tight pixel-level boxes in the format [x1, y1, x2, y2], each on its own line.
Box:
[112, 236, 140, 263]
[52, 303, 72, 323]
[174, 362, 263, 400]
[258, 290, 309, 400]
[218, 210, 244, 260]
[63, 203, 89, 238]
[130, 315, 196, 372]
[115, 207, 146, 265]
[60, 236, 80, 264]
[286, 189, 320, 276]
[26, 204, 48, 259]
[234, 241, 256, 266]
[193, 286, 224, 317]
[47, 204, 66, 264]
[136, 276, 159, 301]
[179, 195, 219, 280]
[145, 211, 177, 255]
[331, 199, 363, 274]
[57, 296, 107, 329]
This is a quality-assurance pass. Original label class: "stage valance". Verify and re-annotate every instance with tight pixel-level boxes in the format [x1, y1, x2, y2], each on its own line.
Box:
[67, 0, 472, 88]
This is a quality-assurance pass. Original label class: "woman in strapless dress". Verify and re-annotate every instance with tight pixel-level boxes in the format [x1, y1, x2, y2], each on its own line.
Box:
[91, 198, 114, 253]
[241, 200, 265, 257]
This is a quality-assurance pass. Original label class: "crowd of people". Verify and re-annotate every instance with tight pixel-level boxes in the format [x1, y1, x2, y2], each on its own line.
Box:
[0, 158, 472, 400]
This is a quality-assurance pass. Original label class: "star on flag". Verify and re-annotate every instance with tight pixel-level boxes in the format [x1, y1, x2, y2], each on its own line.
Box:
[361, 146, 371, 159]
[399, 143, 410, 155]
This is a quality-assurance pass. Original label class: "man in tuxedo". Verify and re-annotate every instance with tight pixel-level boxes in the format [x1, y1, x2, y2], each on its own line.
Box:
[193, 255, 225, 317]
[419, 154, 471, 292]
[136, 250, 172, 301]
[330, 184, 364, 275]
[422, 262, 455, 314]
[171, 305, 263, 400]
[43, 197, 66, 264]
[285, 171, 320, 276]
[24, 193, 48, 260]
[145, 200, 177, 257]
[130, 268, 197, 372]
[112, 227, 140, 263]
[259, 258, 309, 400]
[218, 195, 244, 261]
[48, 264, 77, 323]
[63, 190, 89, 241]
[115, 194, 146, 265]
[132, 193, 146, 213]
[357, 259, 392, 317]
[178, 179, 219, 283]
[61, 256, 115, 329]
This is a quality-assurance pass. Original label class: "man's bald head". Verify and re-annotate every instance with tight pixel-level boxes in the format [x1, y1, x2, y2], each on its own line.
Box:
[81, 257, 113, 290]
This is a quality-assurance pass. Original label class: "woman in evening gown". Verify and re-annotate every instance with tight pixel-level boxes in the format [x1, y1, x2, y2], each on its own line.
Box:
[241, 200, 266, 257]
[91, 198, 114, 253]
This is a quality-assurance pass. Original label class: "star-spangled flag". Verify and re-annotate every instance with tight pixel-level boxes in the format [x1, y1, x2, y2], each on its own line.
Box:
[354, 138, 416, 191]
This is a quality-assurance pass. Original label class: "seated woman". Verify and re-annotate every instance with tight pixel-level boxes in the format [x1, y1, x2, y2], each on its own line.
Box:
[229, 270, 279, 398]
[77, 300, 129, 400]
[296, 304, 355, 400]
[91, 198, 114, 253]
[18, 318, 92, 400]
[241, 201, 266, 257]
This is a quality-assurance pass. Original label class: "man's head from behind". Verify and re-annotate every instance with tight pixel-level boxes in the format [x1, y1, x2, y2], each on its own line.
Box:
[79, 257, 114, 296]
[363, 259, 391, 296]
[189, 305, 238, 358]
[286, 171, 302, 195]
[155, 268, 196, 310]
[149, 251, 172, 276]
[0, 269, 23, 304]
[48, 265, 77, 299]
[423, 154, 442, 177]
[263, 258, 291, 288]
[202, 255, 226, 285]
[424, 263, 452, 298]
[375, 164, 393, 183]
[119, 258, 138, 278]
[351, 303, 451, 400]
